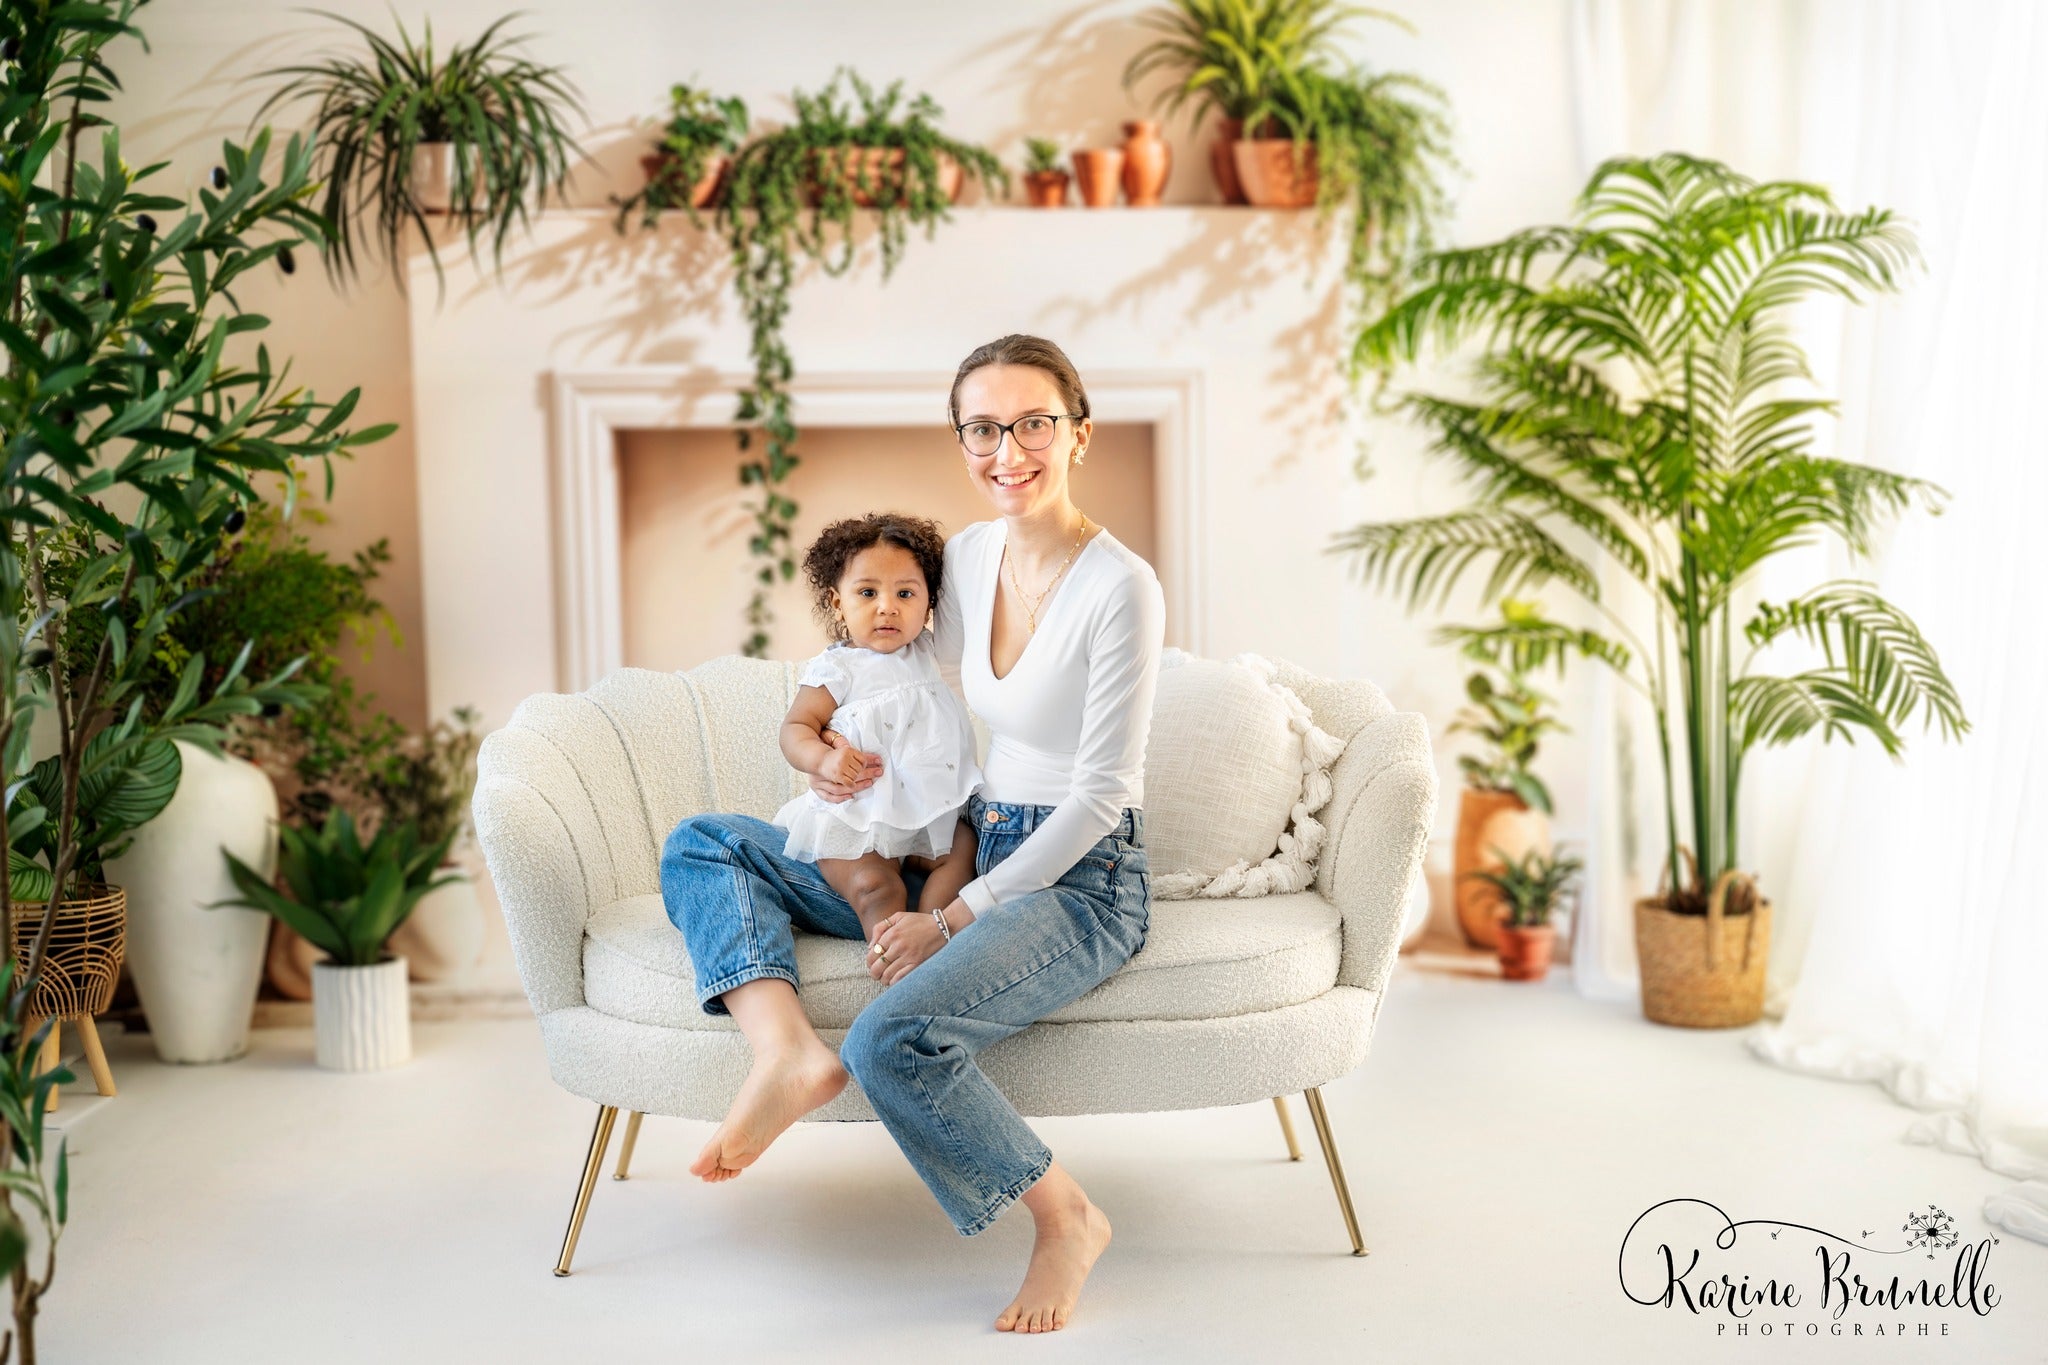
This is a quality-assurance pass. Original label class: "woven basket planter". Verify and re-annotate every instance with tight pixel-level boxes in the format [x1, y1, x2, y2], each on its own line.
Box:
[1634, 871, 1770, 1028]
[9, 884, 127, 1019]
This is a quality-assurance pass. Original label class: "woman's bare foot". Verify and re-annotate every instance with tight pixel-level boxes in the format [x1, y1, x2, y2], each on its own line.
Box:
[690, 1039, 847, 1182]
[995, 1165, 1113, 1334]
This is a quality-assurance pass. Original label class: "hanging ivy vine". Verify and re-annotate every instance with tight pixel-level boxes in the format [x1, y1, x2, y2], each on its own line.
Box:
[617, 68, 1005, 655]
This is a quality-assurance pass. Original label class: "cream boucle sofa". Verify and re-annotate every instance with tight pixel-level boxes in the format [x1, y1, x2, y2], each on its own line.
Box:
[472, 656, 1436, 1275]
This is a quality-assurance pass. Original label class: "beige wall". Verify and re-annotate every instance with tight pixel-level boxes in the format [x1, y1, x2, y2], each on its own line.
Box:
[103, 0, 1588, 853]
[619, 424, 1156, 671]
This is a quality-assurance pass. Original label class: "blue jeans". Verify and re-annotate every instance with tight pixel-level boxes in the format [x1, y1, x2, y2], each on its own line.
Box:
[660, 793, 1151, 1235]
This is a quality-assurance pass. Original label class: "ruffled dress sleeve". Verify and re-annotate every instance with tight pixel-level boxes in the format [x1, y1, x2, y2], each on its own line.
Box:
[797, 648, 853, 705]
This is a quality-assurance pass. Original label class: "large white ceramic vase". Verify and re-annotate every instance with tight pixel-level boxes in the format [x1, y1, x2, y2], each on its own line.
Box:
[103, 739, 278, 1063]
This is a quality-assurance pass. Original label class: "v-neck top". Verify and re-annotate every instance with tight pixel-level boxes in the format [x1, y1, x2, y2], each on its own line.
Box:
[931, 519, 1166, 915]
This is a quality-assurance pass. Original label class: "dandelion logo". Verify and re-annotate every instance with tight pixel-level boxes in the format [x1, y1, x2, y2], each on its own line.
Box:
[1903, 1205, 1959, 1259]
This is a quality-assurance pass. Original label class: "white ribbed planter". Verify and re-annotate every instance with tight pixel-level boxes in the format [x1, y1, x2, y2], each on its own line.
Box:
[312, 956, 412, 1071]
[103, 740, 278, 1064]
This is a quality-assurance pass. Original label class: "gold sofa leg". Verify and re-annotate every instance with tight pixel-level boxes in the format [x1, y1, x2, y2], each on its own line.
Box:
[1302, 1087, 1368, 1256]
[553, 1105, 619, 1277]
[1272, 1095, 1304, 1161]
[612, 1111, 645, 1181]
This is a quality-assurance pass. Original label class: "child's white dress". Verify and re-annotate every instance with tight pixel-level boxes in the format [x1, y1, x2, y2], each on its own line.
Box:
[773, 631, 983, 862]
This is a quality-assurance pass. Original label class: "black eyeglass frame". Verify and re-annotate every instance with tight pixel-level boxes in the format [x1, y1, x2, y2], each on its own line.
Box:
[952, 412, 1085, 455]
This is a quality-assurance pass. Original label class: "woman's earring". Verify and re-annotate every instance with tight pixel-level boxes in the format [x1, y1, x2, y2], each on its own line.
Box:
[1072, 447, 1087, 467]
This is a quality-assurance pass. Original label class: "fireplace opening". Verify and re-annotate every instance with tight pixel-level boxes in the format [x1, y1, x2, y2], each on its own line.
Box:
[616, 422, 1158, 670]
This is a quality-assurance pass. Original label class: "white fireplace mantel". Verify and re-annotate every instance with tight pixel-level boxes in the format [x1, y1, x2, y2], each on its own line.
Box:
[550, 366, 1206, 693]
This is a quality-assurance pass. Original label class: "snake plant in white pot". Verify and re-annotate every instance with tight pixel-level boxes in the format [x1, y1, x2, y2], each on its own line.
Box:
[1337, 153, 1968, 1027]
[217, 811, 457, 1070]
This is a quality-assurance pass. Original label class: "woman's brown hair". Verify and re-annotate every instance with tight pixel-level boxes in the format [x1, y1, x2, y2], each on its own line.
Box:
[946, 334, 1090, 427]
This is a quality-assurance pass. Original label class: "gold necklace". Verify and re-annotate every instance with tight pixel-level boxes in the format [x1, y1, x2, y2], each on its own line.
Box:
[1004, 515, 1091, 634]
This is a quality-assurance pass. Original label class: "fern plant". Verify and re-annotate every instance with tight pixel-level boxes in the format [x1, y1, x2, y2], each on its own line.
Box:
[1337, 154, 1968, 914]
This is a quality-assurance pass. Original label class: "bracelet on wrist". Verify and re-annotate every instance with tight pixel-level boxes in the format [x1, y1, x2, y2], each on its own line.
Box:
[931, 906, 951, 942]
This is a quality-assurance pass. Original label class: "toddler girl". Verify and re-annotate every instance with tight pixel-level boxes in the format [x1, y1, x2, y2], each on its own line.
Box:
[772, 512, 982, 947]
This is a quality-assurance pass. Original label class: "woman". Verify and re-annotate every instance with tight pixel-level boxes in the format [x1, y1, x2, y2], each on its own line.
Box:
[660, 333, 1165, 1335]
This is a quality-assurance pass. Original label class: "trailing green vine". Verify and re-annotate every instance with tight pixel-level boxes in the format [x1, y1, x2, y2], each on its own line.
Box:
[617, 69, 1004, 655]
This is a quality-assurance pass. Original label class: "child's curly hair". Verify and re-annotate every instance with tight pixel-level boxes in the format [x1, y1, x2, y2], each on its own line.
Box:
[802, 512, 948, 643]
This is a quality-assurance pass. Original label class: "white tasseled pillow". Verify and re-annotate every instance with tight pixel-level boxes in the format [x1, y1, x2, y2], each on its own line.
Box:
[1143, 649, 1344, 899]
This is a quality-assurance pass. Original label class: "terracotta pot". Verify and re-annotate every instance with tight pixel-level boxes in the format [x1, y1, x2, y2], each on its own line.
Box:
[1453, 788, 1551, 949]
[1495, 922, 1556, 981]
[638, 151, 728, 209]
[1023, 170, 1071, 208]
[1210, 118, 1247, 204]
[1233, 138, 1319, 208]
[1635, 871, 1772, 1028]
[807, 147, 963, 208]
[1120, 120, 1171, 206]
[1070, 148, 1124, 207]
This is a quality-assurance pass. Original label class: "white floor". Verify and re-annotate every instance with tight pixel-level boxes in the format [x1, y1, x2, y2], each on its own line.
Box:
[50, 967, 2046, 1364]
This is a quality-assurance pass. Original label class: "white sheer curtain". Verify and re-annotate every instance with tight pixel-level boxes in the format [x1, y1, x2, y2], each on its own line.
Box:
[1566, 0, 2048, 1242]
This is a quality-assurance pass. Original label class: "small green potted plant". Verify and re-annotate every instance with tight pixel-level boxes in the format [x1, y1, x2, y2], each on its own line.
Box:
[1022, 137, 1070, 207]
[1438, 602, 1569, 949]
[613, 83, 749, 231]
[217, 810, 458, 1071]
[1464, 846, 1582, 982]
[253, 12, 586, 293]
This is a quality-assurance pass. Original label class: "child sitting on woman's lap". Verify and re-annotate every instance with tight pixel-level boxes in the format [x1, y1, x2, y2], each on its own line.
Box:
[772, 513, 982, 966]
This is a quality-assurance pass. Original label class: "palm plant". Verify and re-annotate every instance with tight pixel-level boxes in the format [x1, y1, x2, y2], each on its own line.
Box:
[217, 809, 458, 967]
[1465, 845, 1583, 929]
[1337, 153, 1967, 915]
[253, 12, 585, 293]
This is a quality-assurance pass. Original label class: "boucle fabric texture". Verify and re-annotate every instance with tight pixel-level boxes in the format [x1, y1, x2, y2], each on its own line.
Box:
[1144, 649, 1345, 900]
[472, 654, 1436, 1120]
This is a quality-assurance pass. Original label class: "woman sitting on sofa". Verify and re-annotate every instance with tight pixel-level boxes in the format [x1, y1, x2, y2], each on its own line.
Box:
[660, 332, 1167, 1335]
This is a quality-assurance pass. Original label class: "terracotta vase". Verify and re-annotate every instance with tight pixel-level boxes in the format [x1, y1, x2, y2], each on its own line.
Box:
[1635, 871, 1773, 1028]
[808, 147, 962, 208]
[1453, 787, 1551, 949]
[638, 151, 728, 209]
[1071, 149, 1124, 207]
[1023, 170, 1071, 208]
[1210, 118, 1247, 204]
[1233, 138, 1319, 208]
[1495, 922, 1556, 981]
[1120, 120, 1171, 206]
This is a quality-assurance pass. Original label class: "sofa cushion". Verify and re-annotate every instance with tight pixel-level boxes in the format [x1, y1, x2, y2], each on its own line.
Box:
[583, 892, 1342, 1031]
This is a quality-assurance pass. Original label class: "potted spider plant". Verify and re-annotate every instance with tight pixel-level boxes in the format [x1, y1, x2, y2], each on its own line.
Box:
[1337, 153, 1968, 1028]
[1465, 846, 1582, 982]
[1022, 137, 1070, 207]
[253, 12, 585, 293]
[1438, 603, 1570, 949]
[217, 810, 458, 1071]
[613, 83, 748, 231]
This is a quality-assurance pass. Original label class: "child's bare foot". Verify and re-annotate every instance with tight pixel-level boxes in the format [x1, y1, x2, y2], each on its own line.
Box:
[994, 1185, 1113, 1334]
[689, 1039, 847, 1181]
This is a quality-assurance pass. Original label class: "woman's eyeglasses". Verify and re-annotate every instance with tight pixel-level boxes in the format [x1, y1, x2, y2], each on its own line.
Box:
[954, 413, 1081, 457]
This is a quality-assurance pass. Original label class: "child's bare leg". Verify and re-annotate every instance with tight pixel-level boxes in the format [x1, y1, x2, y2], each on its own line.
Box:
[817, 852, 909, 943]
[910, 820, 978, 915]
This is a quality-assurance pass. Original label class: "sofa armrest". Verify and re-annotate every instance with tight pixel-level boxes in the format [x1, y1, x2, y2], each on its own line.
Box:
[472, 726, 626, 1017]
[1315, 710, 1438, 993]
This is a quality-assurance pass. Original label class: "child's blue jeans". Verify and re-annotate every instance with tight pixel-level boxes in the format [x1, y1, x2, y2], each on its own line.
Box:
[661, 792, 1151, 1235]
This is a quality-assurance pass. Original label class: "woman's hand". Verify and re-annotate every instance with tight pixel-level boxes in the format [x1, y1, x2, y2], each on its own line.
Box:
[809, 728, 882, 804]
[868, 907, 957, 986]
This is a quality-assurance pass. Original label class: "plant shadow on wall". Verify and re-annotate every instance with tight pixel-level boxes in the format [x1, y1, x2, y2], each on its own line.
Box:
[956, 5, 1151, 153]
[1334, 153, 1969, 1029]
